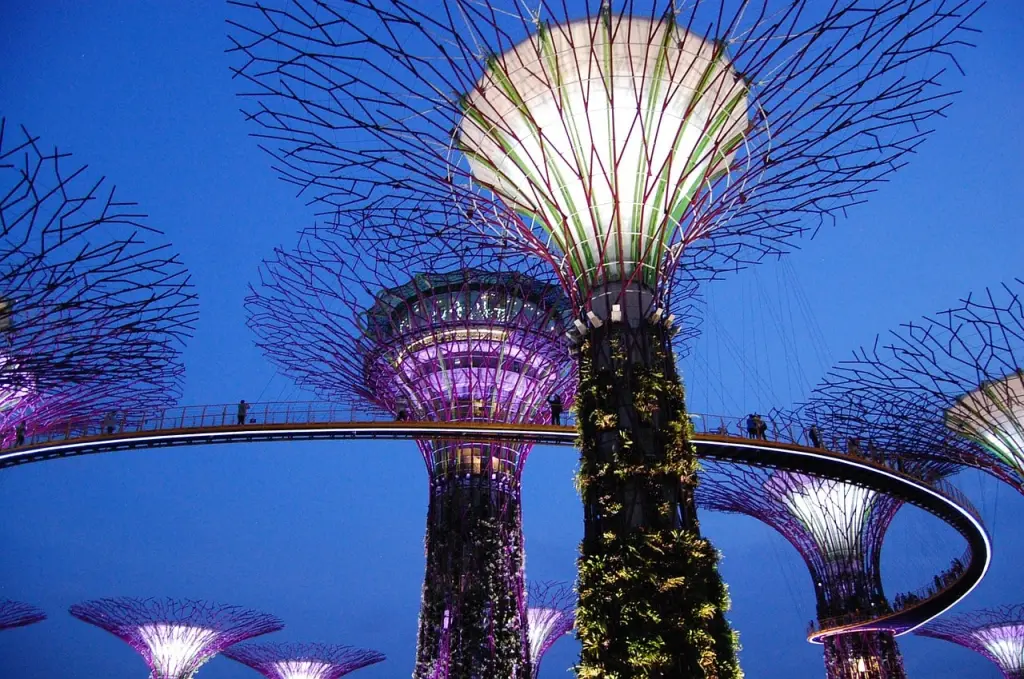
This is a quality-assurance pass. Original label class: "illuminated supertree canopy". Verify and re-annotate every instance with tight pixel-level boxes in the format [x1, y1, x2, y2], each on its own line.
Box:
[0, 598, 46, 631]
[814, 279, 1024, 494]
[68, 597, 284, 679]
[0, 119, 198, 444]
[246, 214, 574, 679]
[526, 582, 575, 679]
[228, 1, 980, 674]
[223, 641, 386, 678]
[699, 458, 920, 679]
[915, 604, 1024, 679]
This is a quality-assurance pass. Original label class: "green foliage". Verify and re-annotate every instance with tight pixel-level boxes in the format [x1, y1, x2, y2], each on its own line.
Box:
[574, 325, 742, 679]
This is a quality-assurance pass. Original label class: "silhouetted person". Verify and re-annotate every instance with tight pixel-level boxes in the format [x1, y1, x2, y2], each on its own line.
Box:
[102, 411, 116, 435]
[548, 393, 563, 425]
[756, 415, 768, 440]
[237, 399, 249, 426]
[396, 397, 409, 421]
[746, 414, 757, 438]
[14, 421, 25, 447]
[847, 436, 861, 455]
[808, 424, 822, 448]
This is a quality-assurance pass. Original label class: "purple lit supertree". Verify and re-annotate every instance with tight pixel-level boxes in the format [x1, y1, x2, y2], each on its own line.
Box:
[223, 641, 385, 678]
[526, 582, 574, 679]
[227, 1, 981, 673]
[915, 604, 1024, 679]
[698, 454, 958, 679]
[0, 120, 198, 445]
[246, 214, 575, 679]
[69, 597, 284, 679]
[0, 598, 46, 630]
[814, 279, 1024, 495]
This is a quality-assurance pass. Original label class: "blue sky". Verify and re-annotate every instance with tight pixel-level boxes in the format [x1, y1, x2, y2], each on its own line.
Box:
[1, 1, 1022, 677]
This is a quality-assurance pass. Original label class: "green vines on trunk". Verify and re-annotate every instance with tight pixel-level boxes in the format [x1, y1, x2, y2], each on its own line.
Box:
[574, 325, 742, 679]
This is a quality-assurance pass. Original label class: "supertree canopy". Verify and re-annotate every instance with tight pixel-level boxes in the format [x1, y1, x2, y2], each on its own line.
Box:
[0, 598, 46, 630]
[915, 604, 1024, 679]
[526, 582, 575, 679]
[69, 597, 284, 679]
[228, 1, 980, 674]
[699, 460, 915, 679]
[0, 120, 198, 444]
[223, 642, 386, 678]
[246, 214, 575, 679]
[814, 279, 1024, 494]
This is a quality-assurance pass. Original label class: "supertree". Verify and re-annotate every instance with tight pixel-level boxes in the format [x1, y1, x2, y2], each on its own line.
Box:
[0, 598, 46, 630]
[813, 279, 1024, 495]
[227, 1, 980, 674]
[223, 641, 386, 678]
[0, 119, 198, 444]
[915, 604, 1024, 679]
[698, 453, 961, 679]
[526, 582, 575, 679]
[246, 213, 576, 679]
[68, 597, 284, 679]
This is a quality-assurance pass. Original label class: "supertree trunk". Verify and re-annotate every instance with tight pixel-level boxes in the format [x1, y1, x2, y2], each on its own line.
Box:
[416, 462, 529, 679]
[823, 632, 907, 679]
[575, 318, 739, 679]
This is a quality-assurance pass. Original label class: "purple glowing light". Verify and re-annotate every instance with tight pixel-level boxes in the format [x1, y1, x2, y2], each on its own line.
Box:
[917, 605, 1024, 678]
[69, 597, 284, 679]
[223, 641, 386, 678]
[526, 583, 575, 678]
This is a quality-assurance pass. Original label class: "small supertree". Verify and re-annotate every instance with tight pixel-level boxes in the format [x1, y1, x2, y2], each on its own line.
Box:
[0, 120, 198, 444]
[0, 598, 46, 630]
[916, 604, 1024, 679]
[223, 642, 385, 678]
[698, 456, 949, 679]
[228, 2, 982, 674]
[246, 213, 575, 679]
[814, 279, 1024, 494]
[69, 597, 284, 679]
[526, 582, 575, 679]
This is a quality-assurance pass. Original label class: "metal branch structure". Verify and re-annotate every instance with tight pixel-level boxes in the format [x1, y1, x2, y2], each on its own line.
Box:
[227, 1, 980, 674]
[698, 455, 943, 679]
[813, 279, 1024, 494]
[0, 120, 198, 446]
[246, 215, 575, 679]
[915, 604, 1024, 679]
[68, 597, 284, 679]
[526, 582, 575, 679]
[223, 642, 386, 678]
[0, 598, 46, 631]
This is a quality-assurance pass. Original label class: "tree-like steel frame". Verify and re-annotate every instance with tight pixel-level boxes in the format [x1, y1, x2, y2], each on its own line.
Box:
[811, 279, 1024, 496]
[246, 213, 575, 679]
[69, 597, 284, 679]
[915, 604, 1024, 679]
[0, 598, 46, 631]
[698, 442, 960, 679]
[526, 581, 575, 679]
[226, 1, 981, 675]
[0, 120, 198, 446]
[223, 641, 386, 678]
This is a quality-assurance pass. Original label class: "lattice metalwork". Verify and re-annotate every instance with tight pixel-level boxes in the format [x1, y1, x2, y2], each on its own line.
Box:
[814, 279, 1024, 494]
[916, 604, 1024, 679]
[68, 597, 284, 679]
[223, 641, 386, 678]
[0, 120, 198, 447]
[526, 582, 575, 679]
[0, 598, 46, 631]
[247, 214, 573, 679]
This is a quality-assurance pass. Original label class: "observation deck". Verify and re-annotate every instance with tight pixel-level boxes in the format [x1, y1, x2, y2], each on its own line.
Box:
[0, 402, 989, 642]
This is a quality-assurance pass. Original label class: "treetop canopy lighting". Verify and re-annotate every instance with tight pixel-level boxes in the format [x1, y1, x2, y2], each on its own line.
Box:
[69, 597, 284, 679]
[526, 582, 575, 679]
[916, 604, 1024, 679]
[223, 641, 386, 679]
[0, 598, 46, 631]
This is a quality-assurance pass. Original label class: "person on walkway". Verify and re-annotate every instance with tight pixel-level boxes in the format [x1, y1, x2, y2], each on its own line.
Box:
[716, 420, 729, 436]
[746, 414, 757, 438]
[847, 436, 861, 455]
[548, 393, 563, 425]
[102, 411, 116, 435]
[395, 397, 409, 421]
[808, 424, 822, 448]
[15, 421, 25, 447]
[237, 399, 249, 426]
[752, 414, 768, 440]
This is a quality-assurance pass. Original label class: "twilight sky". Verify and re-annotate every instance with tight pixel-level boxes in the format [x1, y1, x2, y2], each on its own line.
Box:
[1, 2, 1023, 678]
